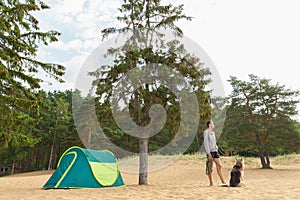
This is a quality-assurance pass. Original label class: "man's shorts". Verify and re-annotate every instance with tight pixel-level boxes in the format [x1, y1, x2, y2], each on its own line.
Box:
[210, 151, 220, 159]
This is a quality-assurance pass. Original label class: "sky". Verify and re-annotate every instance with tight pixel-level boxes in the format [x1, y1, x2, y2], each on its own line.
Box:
[35, 0, 300, 117]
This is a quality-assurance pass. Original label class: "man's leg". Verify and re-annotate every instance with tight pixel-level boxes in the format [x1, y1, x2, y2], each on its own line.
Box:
[214, 158, 226, 184]
[208, 172, 213, 186]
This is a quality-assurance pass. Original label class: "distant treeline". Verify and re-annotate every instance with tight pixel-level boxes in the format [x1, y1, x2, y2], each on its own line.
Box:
[1, 85, 299, 175]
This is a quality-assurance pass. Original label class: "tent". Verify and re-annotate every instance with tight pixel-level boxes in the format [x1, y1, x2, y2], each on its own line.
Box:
[43, 146, 125, 189]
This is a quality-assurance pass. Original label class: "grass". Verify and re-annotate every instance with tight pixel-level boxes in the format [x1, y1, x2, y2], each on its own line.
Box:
[271, 153, 300, 165]
[118, 153, 300, 170]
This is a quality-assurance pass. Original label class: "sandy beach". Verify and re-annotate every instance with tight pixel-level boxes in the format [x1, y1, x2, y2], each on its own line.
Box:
[0, 155, 299, 200]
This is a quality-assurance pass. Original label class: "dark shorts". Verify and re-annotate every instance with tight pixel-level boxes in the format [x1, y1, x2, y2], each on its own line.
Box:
[210, 151, 220, 159]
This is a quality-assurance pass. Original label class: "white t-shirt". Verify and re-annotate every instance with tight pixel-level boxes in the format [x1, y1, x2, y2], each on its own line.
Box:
[203, 129, 218, 154]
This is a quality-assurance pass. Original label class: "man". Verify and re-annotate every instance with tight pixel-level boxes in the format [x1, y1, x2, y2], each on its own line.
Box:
[203, 120, 226, 186]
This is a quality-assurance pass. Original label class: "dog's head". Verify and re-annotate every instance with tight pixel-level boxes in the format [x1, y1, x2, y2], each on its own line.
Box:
[234, 158, 244, 169]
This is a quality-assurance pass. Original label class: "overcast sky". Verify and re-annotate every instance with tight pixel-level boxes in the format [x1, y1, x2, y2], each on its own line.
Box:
[35, 0, 300, 117]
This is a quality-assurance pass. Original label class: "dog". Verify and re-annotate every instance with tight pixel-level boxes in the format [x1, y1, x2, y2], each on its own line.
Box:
[229, 158, 246, 187]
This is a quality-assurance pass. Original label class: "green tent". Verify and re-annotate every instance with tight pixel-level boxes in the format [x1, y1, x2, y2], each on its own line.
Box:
[43, 146, 125, 189]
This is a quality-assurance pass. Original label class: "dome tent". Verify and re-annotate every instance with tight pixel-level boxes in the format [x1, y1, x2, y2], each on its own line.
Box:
[43, 146, 124, 189]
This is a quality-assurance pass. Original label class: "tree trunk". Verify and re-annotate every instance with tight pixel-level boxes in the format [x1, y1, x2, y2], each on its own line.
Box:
[259, 150, 266, 167]
[48, 141, 54, 170]
[139, 137, 148, 185]
[43, 149, 48, 170]
[25, 147, 35, 172]
[35, 146, 40, 170]
[87, 112, 92, 149]
[11, 162, 15, 175]
[134, 90, 149, 185]
[266, 152, 271, 168]
[87, 126, 92, 149]
[259, 150, 272, 169]
[139, 84, 151, 185]
[256, 133, 271, 169]
[48, 131, 56, 170]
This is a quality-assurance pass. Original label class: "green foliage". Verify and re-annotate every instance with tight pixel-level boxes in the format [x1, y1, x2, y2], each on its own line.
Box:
[90, 0, 212, 159]
[0, 133, 40, 165]
[103, 0, 192, 39]
[31, 91, 82, 170]
[220, 74, 300, 167]
[0, 88, 82, 173]
[0, 0, 65, 170]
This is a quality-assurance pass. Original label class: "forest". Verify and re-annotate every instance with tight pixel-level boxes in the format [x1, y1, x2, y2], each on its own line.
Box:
[1, 0, 299, 176]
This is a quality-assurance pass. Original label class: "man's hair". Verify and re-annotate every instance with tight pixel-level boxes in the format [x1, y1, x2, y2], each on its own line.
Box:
[206, 120, 211, 128]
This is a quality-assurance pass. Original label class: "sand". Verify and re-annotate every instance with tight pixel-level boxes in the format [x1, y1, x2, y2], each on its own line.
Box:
[0, 155, 299, 200]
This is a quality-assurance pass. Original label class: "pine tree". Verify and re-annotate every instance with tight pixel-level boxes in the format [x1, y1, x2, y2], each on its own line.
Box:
[90, 0, 211, 184]
[223, 74, 299, 168]
[0, 0, 65, 171]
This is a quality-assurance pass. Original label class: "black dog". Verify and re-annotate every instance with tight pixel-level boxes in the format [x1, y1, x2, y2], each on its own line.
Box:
[229, 158, 245, 187]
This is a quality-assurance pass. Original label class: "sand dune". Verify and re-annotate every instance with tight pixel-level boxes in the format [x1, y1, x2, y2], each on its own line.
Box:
[0, 155, 299, 200]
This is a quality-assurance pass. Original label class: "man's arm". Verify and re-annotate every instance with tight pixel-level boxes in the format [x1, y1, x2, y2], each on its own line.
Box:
[203, 130, 211, 155]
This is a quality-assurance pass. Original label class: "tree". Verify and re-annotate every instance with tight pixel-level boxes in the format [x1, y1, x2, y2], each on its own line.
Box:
[90, 0, 211, 184]
[0, 0, 65, 165]
[208, 97, 227, 155]
[22, 90, 81, 172]
[222, 74, 299, 168]
[72, 91, 103, 150]
[47, 97, 71, 170]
